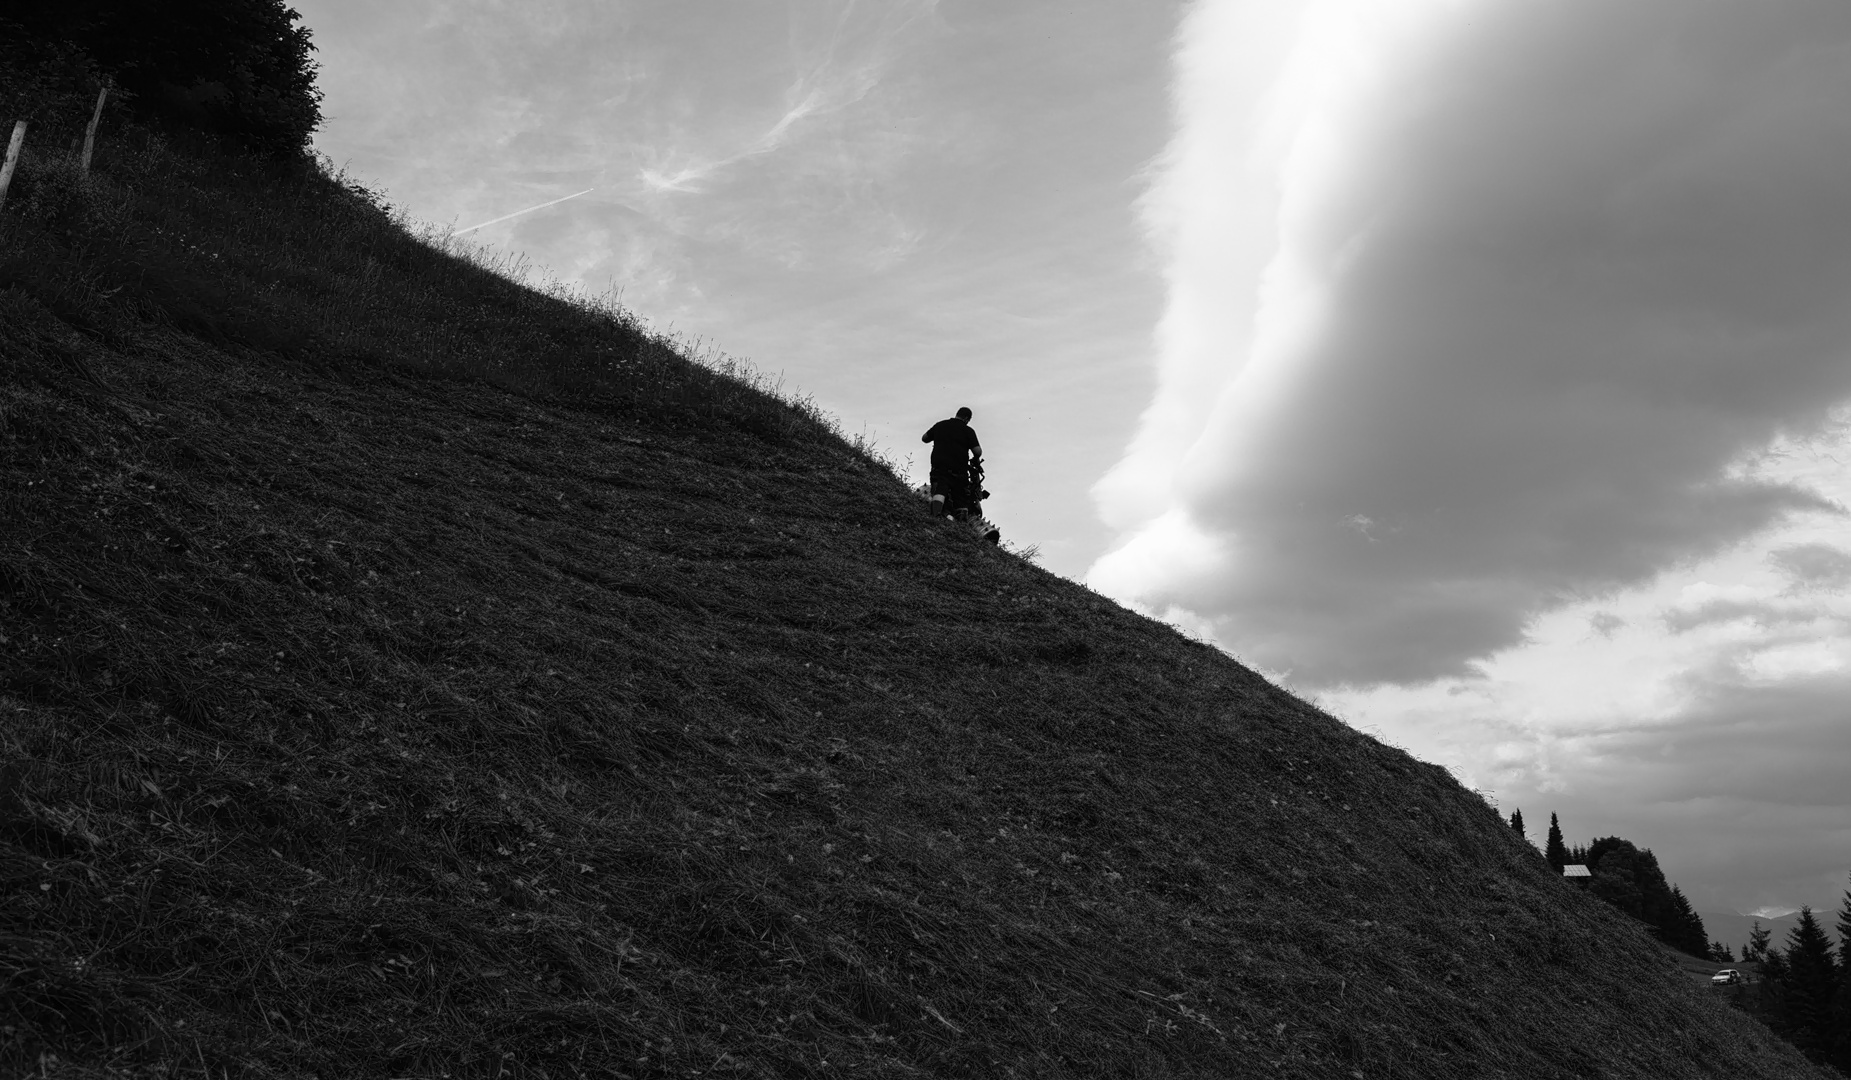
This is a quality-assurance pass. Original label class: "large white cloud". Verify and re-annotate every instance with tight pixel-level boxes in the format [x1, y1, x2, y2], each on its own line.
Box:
[1092, 0, 1851, 686]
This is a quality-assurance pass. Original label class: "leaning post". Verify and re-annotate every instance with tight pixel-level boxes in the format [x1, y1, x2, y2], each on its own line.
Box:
[0, 121, 27, 213]
[81, 82, 110, 171]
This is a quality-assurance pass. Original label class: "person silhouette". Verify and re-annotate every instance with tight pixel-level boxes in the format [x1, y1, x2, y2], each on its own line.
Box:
[921, 407, 982, 520]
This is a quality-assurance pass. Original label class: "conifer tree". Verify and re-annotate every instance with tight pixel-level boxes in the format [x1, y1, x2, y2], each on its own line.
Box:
[1667, 885, 1709, 958]
[1749, 920, 1772, 962]
[1780, 906, 1839, 1056]
[1764, 943, 1790, 980]
[1830, 874, 1851, 1074]
[1833, 872, 1851, 974]
[1508, 809, 1525, 839]
[1545, 813, 1567, 872]
[1708, 941, 1733, 963]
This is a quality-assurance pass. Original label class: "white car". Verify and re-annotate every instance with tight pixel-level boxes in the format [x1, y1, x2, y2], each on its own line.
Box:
[1711, 969, 1742, 985]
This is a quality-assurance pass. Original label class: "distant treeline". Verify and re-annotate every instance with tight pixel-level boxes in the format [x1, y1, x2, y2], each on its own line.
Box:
[1513, 809, 1851, 1074]
[2, 0, 322, 157]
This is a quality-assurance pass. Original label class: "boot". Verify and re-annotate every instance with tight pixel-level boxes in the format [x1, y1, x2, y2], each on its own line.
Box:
[930, 495, 946, 517]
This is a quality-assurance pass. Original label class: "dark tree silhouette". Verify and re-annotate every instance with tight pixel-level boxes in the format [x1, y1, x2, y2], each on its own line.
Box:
[1830, 876, 1851, 1073]
[1748, 920, 1772, 962]
[1777, 907, 1840, 1059]
[1836, 874, 1851, 963]
[1580, 837, 1707, 958]
[1545, 813, 1567, 872]
[1508, 809, 1525, 840]
[6, 0, 322, 155]
[1587, 841, 1653, 932]
[1667, 886, 1709, 958]
[1765, 946, 1791, 983]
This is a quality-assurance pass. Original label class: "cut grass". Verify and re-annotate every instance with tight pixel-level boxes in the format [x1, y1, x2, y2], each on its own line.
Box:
[1, 128, 1837, 1079]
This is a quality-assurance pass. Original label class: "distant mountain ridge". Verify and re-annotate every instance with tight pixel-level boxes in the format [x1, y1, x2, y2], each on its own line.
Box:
[1702, 910, 1844, 958]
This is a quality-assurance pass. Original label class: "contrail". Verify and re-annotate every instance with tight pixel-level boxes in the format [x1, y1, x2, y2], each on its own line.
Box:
[450, 188, 595, 236]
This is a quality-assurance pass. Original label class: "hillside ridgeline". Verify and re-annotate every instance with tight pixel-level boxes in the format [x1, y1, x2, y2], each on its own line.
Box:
[0, 131, 1833, 1079]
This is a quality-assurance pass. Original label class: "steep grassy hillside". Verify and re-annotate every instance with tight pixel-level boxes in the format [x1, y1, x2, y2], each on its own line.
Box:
[1, 134, 1833, 1080]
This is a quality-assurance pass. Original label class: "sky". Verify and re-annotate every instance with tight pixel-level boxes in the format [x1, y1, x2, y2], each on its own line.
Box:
[296, 0, 1178, 576]
[298, 0, 1851, 920]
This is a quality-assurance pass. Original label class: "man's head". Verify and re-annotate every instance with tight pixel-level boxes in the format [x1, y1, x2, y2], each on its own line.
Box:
[956, 406, 972, 421]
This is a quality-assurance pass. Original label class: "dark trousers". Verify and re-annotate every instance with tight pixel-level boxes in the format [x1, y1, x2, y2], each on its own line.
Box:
[929, 466, 969, 511]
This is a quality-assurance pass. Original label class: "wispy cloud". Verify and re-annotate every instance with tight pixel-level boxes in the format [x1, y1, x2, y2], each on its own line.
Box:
[452, 187, 594, 235]
[301, 0, 1183, 588]
[637, 0, 938, 195]
[633, 82, 839, 194]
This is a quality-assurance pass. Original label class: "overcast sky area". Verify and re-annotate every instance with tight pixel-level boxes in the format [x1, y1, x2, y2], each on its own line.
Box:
[298, 0, 1851, 921]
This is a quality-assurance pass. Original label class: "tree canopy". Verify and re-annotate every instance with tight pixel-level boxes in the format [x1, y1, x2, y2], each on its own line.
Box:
[4, 0, 322, 156]
[1580, 836, 1708, 958]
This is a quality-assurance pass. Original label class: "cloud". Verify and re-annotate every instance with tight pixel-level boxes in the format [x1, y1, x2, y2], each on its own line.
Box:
[1091, 0, 1851, 686]
[1594, 671, 1851, 809]
[1319, 495, 1851, 915]
[1771, 542, 1851, 592]
[637, 1, 937, 196]
[1660, 597, 1840, 635]
[303, 0, 944, 288]
[1544, 667, 1851, 911]
[1589, 612, 1625, 638]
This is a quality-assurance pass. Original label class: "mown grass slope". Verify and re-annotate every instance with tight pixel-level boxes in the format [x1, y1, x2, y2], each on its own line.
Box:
[1, 133, 1833, 1080]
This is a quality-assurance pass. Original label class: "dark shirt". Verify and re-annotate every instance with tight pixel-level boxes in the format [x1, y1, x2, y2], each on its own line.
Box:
[922, 418, 981, 472]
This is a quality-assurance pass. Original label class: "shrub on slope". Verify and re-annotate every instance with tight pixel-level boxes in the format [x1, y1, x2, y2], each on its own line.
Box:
[1, 128, 1835, 1080]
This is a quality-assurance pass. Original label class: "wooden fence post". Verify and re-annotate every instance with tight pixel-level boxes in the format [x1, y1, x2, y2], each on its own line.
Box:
[81, 82, 110, 171]
[0, 121, 27, 213]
